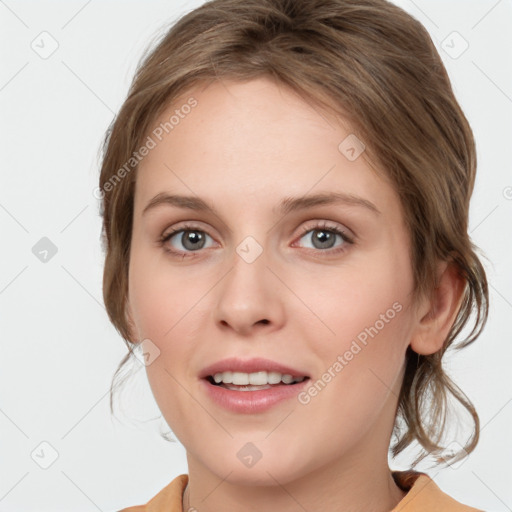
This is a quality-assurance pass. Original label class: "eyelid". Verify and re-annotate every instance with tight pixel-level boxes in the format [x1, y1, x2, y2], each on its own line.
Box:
[161, 220, 219, 240]
[161, 222, 218, 244]
[160, 220, 352, 241]
[160, 219, 355, 257]
[297, 219, 354, 237]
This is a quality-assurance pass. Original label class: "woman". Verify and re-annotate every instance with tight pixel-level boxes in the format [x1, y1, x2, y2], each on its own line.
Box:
[98, 0, 489, 510]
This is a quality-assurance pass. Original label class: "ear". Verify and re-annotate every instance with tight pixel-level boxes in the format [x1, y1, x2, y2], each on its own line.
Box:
[409, 261, 466, 355]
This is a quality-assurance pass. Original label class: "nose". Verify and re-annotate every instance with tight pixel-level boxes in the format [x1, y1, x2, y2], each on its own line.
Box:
[212, 244, 285, 337]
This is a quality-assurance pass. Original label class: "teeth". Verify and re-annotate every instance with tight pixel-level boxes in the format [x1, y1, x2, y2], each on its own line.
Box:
[281, 374, 294, 384]
[216, 371, 233, 384]
[232, 372, 249, 385]
[268, 371, 282, 384]
[212, 371, 305, 386]
[249, 371, 267, 385]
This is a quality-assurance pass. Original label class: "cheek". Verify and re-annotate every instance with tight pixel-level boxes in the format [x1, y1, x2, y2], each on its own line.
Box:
[127, 252, 210, 422]
[300, 247, 413, 401]
[128, 246, 199, 340]
[301, 246, 412, 352]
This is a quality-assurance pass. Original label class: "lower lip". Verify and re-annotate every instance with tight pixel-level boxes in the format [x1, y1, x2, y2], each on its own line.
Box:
[200, 378, 310, 413]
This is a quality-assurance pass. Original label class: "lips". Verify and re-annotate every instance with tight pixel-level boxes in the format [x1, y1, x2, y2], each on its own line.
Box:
[199, 358, 311, 413]
[199, 357, 310, 380]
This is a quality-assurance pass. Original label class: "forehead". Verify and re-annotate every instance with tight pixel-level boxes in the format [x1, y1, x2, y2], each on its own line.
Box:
[133, 77, 397, 219]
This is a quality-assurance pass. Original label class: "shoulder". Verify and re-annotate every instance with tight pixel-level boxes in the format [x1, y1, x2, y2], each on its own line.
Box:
[392, 470, 483, 511]
[117, 474, 188, 512]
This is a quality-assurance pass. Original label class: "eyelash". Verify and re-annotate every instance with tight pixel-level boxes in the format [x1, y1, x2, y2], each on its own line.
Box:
[159, 221, 355, 258]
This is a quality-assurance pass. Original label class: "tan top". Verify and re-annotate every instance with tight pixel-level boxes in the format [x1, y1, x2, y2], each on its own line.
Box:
[118, 470, 483, 511]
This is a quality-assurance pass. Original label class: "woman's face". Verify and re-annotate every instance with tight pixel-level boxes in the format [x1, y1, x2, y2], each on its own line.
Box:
[127, 77, 420, 485]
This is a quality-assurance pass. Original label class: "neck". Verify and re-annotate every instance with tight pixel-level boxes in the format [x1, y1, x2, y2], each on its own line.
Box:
[183, 444, 406, 512]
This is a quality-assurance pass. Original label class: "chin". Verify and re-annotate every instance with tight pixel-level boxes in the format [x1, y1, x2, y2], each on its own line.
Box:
[199, 448, 312, 488]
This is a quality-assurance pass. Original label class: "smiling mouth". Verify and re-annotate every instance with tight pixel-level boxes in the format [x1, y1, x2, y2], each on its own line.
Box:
[205, 371, 310, 391]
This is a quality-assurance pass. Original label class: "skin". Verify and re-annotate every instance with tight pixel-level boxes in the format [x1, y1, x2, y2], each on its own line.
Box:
[125, 76, 465, 512]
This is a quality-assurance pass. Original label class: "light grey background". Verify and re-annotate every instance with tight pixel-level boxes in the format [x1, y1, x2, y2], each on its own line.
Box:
[0, 1, 511, 511]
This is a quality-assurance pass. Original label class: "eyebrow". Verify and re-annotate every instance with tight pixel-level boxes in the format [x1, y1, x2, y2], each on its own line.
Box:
[142, 191, 381, 217]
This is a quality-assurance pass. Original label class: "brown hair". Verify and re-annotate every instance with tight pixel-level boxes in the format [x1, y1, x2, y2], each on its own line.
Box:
[99, 0, 488, 467]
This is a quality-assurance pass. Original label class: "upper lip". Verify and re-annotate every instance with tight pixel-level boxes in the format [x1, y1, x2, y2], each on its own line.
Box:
[199, 357, 310, 379]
